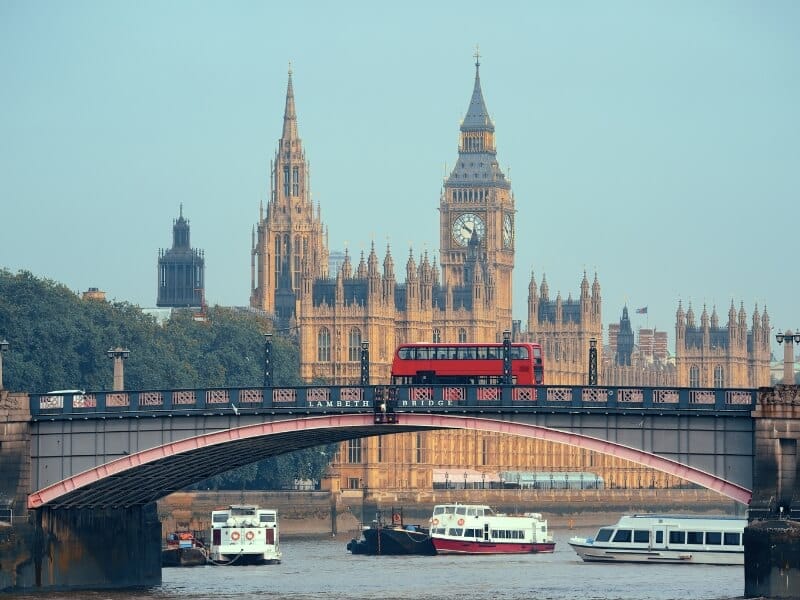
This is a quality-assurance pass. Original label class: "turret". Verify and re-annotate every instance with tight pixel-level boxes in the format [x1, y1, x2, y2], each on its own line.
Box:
[356, 250, 367, 279]
[382, 245, 395, 304]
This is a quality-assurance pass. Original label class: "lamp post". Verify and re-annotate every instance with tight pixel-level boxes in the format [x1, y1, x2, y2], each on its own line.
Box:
[502, 330, 512, 385]
[776, 329, 800, 385]
[444, 471, 449, 489]
[263, 333, 273, 388]
[360, 341, 370, 385]
[481, 472, 486, 490]
[588, 338, 598, 385]
[0, 339, 9, 390]
[463, 471, 468, 490]
[106, 347, 130, 391]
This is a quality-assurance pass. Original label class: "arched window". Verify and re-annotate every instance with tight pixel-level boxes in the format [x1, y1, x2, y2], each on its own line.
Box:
[348, 327, 362, 362]
[713, 365, 724, 388]
[689, 365, 700, 387]
[433, 328, 441, 343]
[317, 328, 331, 362]
[458, 328, 467, 343]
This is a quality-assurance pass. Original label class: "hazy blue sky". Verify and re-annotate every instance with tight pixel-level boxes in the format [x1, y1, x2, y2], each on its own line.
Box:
[2, 1, 798, 355]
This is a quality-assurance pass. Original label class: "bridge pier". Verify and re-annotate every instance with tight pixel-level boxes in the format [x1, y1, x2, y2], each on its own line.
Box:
[34, 504, 162, 591]
[745, 385, 800, 599]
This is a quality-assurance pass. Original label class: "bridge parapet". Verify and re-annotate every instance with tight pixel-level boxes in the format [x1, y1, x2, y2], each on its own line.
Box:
[28, 384, 758, 420]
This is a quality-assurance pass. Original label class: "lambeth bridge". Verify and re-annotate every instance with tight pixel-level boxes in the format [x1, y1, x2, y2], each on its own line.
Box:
[1, 382, 799, 594]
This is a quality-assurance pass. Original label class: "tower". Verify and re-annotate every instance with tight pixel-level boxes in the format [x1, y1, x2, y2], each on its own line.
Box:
[251, 68, 328, 323]
[157, 205, 204, 307]
[674, 301, 770, 387]
[616, 306, 634, 366]
[439, 51, 514, 337]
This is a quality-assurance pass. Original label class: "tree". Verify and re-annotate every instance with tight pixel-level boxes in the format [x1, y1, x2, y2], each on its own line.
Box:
[0, 269, 330, 489]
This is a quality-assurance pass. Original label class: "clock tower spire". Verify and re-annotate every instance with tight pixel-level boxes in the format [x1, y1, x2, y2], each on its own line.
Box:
[439, 51, 515, 337]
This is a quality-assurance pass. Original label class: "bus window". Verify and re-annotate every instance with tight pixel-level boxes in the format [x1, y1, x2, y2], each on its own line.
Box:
[477, 346, 488, 359]
[486, 346, 499, 359]
[446, 346, 457, 359]
[398, 347, 412, 360]
[417, 346, 431, 359]
[435, 346, 448, 360]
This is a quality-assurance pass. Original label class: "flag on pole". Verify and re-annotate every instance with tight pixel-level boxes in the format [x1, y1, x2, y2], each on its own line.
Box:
[636, 306, 648, 314]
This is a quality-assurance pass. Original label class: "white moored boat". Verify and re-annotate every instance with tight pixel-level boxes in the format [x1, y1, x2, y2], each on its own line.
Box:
[568, 514, 745, 565]
[209, 505, 282, 565]
[429, 503, 555, 555]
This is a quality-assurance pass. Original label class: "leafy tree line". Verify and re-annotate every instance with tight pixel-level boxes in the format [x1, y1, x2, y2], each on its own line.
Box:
[0, 269, 335, 490]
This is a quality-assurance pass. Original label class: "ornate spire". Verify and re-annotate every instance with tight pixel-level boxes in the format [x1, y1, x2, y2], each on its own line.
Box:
[462, 46, 494, 133]
[281, 66, 299, 141]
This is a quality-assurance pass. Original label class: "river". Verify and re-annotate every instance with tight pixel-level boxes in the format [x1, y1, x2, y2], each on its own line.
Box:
[11, 527, 743, 600]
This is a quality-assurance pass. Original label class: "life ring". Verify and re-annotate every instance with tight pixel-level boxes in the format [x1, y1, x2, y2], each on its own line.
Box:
[431, 518, 439, 526]
[245, 531, 255, 541]
[457, 518, 465, 526]
[392, 513, 401, 525]
[230, 531, 240, 541]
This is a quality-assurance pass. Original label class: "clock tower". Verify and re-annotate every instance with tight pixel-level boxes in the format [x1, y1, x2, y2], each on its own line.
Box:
[439, 52, 514, 335]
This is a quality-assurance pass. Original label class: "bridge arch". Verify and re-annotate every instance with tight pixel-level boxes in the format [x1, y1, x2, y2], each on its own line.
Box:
[29, 413, 752, 509]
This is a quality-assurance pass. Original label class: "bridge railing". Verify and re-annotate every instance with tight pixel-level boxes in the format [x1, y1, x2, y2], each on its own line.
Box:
[28, 385, 757, 420]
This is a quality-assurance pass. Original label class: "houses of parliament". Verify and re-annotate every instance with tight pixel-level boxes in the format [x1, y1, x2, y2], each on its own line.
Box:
[158, 57, 772, 493]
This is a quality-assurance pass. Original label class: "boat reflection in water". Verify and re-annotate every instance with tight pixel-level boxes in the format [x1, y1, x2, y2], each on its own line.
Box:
[347, 509, 436, 555]
[568, 514, 746, 565]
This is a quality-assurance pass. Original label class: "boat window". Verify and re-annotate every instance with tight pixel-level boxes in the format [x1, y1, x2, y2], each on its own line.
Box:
[669, 531, 686, 544]
[448, 528, 463, 536]
[444, 506, 456, 514]
[432, 527, 446, 535]
[212, 514, 228, 523]
[433, 506, 445, 516]
[686, 531, 703, 544]
[724, 532, 741, 546]
[612, 529, 632, 543]
[633, 530, 649, 543]
[231, 507, 256, 516]
[655, 531, 663, 544]
[705, 532, 722, 545]
[595, 528, 613, 542]
[260, 514, 276, 523]
[466, 507, 478, 516]
[464, 528, 478, 538]
[455, 506, 467, 516]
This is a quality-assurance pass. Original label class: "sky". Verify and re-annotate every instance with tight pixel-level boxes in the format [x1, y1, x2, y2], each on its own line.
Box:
[1, 1, 799, 356]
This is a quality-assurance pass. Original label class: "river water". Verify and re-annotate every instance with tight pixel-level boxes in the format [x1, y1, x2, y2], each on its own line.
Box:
[13, 527, 744, 600]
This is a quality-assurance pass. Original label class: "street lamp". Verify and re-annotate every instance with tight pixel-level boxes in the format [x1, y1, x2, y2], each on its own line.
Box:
[263, 333, 273, 388]
[360, 341, 370, 385]
[0, 339, 9, 390]
[106, 347, 130, 391]
[776, 329, 800, 385]
[444, 471, 449, 489]
[481, 472, 486, 490]
[464, 471, 468, 490]
[588, 338, 598, 385]
[502, 330, 512, 385]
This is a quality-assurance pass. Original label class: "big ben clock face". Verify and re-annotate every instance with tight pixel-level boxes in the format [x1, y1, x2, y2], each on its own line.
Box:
[502, 213, 513, 248]
[452, 213, 485, 247]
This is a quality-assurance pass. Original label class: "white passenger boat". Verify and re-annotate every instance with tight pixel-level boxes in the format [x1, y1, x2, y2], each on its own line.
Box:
[209, 505, 282, 565]
[568, 514, 745, 565]
[429, 503, 555, 555]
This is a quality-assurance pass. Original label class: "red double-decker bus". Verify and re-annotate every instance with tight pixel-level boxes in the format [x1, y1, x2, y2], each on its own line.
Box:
[390, 342, 544, 385]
